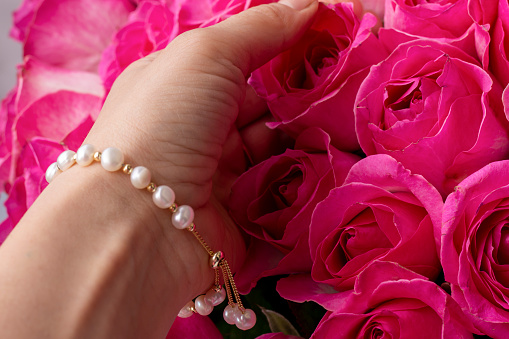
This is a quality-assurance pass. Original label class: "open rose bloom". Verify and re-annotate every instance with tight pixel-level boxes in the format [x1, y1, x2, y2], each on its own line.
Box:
[6, 0, 509, 337]
[442, 160, 509, 337]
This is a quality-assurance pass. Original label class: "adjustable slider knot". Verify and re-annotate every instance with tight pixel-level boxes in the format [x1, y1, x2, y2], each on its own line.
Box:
[210, 251, 224, 269]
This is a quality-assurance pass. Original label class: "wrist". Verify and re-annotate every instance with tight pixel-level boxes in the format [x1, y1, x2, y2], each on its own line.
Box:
[0, 157, 214, 338]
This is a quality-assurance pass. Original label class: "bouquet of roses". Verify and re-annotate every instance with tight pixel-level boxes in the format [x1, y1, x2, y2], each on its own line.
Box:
[2, 0, 509, 337]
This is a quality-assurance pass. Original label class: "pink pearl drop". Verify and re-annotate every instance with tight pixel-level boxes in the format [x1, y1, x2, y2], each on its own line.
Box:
[223, 304, 240, 325]
[205, 288, 226, 306]
[235, 308, 256, 330]
[178, 301, 195, 318]
[194, 295, 213, 316]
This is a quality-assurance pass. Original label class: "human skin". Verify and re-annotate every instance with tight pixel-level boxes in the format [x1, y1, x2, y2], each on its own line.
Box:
[0, 0, 318, 338]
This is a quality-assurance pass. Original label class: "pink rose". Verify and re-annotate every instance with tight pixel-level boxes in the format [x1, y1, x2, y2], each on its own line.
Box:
[0, 58, 103, 188]
[355, 39, 509, 196]
[280, 262, 477, 338]
[99, 1, 180, 91]
[23, 0, 135, 72]
[166, 314, 222, 339]
[229, 128, 359, 292]
[176, 0, 275, 31]
[250, 2, 386, 152]
[9, 0, 44, 42]
[309, 155, 442, 290]
[490, 0, 509, 87]
[442, 160, 509, 337]
[385, 0, 473, 39]
[256, 334, 301, 339]
[0, 90, 17, 190]
[468, 0, 498, 26]
[100, 0, 274, 91]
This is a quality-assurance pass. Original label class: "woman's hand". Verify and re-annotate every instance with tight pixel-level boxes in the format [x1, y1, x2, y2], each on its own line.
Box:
[0, 0, 318, 338]
[85, 0, 318, 297]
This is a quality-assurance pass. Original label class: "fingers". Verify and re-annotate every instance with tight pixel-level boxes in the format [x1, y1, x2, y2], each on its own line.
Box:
[205, 0, 318, 76]
[236, 85, 269, 129]
[240, 113, 294, 165]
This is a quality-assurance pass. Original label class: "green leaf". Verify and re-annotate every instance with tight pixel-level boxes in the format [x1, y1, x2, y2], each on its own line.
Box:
[260, 306, 301, 337]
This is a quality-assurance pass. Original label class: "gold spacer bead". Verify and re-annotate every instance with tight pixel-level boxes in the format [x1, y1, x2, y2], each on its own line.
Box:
[72, 153, 77, 161]
[209, 251, 224, 269]
[146, 182, 156, 193]
[93, 151, 102, 161]
[122, 164, 133, 174]
[169, 204, 178, 213]
[187, 223, 196, 232]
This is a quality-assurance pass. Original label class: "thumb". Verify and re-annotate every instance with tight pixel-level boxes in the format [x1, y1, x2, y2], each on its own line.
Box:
[204, 0, 318, 76]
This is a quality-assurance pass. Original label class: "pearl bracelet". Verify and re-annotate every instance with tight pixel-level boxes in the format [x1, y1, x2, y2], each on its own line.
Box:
[45, 145, 256, 331]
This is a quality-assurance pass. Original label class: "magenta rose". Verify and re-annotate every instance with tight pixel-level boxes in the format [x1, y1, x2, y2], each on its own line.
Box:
[229, 128, 360, 292]
[355, 39, 509, 196]
[280, 262, 477, 338]
[22, 0, 134, 72]
[490, 0, 509, 87]
[468, 0, 498, 26]
[385, 0, 473, 39]
[0, 59, 98, 242]
[256, 334, 301, 339]
[100, 0, 274, 91]
[250, 2, 386, 152]
[442, 160, 509, 337]
[176, 0, 275, 31]
[9, 0, 44, 42]
[309, 155, 442, 290]
[99, 1, 180, 91]
[166, 314, 222, 339]
[0, 58, 103, 189]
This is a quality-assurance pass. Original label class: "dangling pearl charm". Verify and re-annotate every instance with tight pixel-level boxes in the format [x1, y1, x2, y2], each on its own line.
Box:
[205, 287, 226, 306]
[223, 304, 241, 325]
[57, 150, 76, 171]
[101, 147, 124, 172]
[194, 295, 213, 316]
[152, 185, 175, 209]
[76, 144, 96, 166]
[235, 308, 256, 330]
[130, 166, 151, 189]
[178, 301, 195, 318]
[172, 205, 194, 229]
[45, 162, 61, 183]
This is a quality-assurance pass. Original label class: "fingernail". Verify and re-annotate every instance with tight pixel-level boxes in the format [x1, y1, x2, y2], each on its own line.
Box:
[278, 0, 315, 10]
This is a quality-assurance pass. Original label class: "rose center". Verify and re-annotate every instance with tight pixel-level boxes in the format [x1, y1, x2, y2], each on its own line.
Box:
[381, 80, 423, 130]
[287, 31, 339, 90]
[270, 168, 303, 209]
[365, 323, 385, 339]
[497, 227, 509, 265]
[339, 210, 393, 260]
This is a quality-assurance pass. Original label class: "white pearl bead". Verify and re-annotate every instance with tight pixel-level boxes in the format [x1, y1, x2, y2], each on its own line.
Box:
[223, 304, 240, 325]
[45, 162, 61, 183]
[235, 308, 256, 330]
[205, 288, 226, 306]
[76, 144, 96, 166]
[101, 147, 124, 172]
[178, 301, 195, 318]
[130, 166, 151, 189]
[57, 150, 76, 171]
[172, 205, 194, 229]
[194, 295, 213, 316]
[152, 185, 175, 209]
